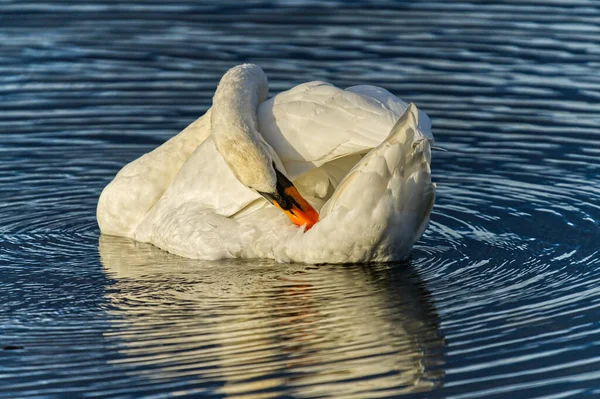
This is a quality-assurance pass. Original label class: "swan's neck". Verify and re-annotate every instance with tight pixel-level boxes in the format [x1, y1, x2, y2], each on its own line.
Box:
[211, 64, 275, 193]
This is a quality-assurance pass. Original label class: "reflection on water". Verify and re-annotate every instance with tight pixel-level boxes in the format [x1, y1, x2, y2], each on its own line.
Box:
[99, 235, 444, 398]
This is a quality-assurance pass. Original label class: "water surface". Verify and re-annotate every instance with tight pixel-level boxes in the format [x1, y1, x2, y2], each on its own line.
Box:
[1, 1, 600, 397]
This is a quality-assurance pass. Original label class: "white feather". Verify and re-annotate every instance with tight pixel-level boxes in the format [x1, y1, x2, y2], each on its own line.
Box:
[97, 65, 435, 263]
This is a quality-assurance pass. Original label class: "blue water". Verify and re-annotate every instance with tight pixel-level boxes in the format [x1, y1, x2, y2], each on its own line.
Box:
[2, 1, 600, 397]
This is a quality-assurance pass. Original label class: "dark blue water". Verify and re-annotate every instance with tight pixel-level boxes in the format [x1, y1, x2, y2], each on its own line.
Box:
[2, 1, 600, 397]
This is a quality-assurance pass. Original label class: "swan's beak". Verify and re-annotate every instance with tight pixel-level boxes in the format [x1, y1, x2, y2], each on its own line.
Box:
[258, 169, 319, 230]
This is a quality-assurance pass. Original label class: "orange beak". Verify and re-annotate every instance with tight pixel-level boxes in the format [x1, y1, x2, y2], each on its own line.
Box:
[272, 185, 319, 230]
[258, 167, 319, 231]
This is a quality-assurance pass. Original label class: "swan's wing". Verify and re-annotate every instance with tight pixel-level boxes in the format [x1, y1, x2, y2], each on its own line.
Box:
[97, 111, 211, 237]
[283, 104, 435, 264]
[133, 136, 264, 244]
[346, 85, 433, 141]
[258, 82, 432, 179]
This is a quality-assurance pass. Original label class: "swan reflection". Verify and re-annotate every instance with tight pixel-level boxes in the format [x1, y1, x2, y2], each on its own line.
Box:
[99, 235, 444, 398]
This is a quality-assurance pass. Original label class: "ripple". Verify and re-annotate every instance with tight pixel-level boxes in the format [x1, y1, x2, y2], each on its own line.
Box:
[1, 237, 445, 398]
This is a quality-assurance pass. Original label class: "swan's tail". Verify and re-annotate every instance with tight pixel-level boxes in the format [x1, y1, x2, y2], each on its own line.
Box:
[296, 103, 435, 263]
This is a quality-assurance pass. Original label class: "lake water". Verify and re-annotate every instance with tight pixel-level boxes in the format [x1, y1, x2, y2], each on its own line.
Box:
[1, 1, 600, 397]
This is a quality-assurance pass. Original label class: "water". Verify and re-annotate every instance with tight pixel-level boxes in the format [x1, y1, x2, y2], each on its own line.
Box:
[1, 0, 599, 397]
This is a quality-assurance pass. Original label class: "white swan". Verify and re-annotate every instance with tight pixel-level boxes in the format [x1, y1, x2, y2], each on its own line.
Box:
[97, 64, 435, 263]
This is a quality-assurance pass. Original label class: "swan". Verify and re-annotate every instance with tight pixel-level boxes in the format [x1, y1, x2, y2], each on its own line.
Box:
[97, 64, 435, 263]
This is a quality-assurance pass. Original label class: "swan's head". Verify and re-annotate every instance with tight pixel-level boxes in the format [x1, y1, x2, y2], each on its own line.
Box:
[218, 138, 319, 230]
[211, 63, 319, 230]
